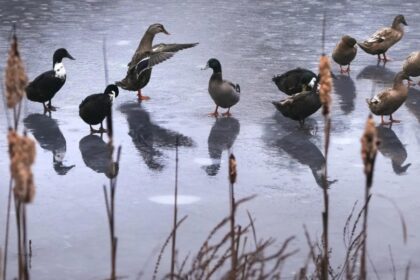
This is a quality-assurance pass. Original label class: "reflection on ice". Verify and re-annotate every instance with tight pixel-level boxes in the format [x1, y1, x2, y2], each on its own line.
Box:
[277, 130, 337, 188]
[24, 113, 75, 175]
[377, 126, 411, 175]
[333, 74, 356, 114]
[356, 64, 396, 87]
[119, 102, 194, 171]
[79, 134, 117, 178]
[203, 117, 240, 176]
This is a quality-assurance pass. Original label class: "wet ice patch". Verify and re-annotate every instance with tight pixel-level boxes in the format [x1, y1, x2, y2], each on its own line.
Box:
[194, 157, 222, 165]
[149, 195, 201, 205]
[116, 40, 131, 46]
[332, 137, 354, 145]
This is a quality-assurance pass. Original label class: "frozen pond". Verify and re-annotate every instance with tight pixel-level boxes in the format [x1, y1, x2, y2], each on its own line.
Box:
[1, 0, 420, 279]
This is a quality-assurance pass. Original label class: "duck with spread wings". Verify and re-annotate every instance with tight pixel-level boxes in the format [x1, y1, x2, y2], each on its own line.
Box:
[116, 23, 198, 101]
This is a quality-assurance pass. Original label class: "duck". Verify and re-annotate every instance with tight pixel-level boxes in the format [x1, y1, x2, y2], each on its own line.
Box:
[357, 15, 407, 62]
[202, 58, 240, 117]
[332, 35, 357, 74]
[272, 81, 321, 126]
[79, 84, 119, 133]
[26, 48, 75, 112]
[272, 68, 317, 95]
[116, 23, 198, 101]
[366, 71, 410, 124]
[402, 51, 420, 85]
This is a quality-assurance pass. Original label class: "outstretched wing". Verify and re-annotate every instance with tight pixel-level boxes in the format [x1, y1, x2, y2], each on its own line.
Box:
[134, 43, 198, 77]
[135, 52, 175, 77]
[152, 43, 199, 53]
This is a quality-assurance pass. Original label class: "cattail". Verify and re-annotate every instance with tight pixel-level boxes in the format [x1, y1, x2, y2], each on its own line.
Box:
[361, 115, 379, 188]
[229, 154, 237, 185]
[8, 130, 36, 203]
[318, 55, 332, 116]
[5, 34, 28, 109]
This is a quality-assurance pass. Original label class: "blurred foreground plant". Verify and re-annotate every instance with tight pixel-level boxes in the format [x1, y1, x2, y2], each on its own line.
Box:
[2, 25, 34, 280]
[319, 53, 333, 280]
[359, 115, 379, 280]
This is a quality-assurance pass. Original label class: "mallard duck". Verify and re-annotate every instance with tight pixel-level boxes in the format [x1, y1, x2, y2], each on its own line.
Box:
[79, 84, 119, 133]
[202, 58, 240, 117]
[116, 23, 198, 101]
[272, 82, 321, 126]
[357, 15, 407, 62]
[26, 48, 75, 112]
[332, 35, 357, 73]
[366, 71, 410, 124]
[402, 51, 420, 85]
[272, 68, 317, 95]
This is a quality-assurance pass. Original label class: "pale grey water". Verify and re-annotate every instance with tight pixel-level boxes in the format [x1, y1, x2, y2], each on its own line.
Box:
[0, 0, 420, 279]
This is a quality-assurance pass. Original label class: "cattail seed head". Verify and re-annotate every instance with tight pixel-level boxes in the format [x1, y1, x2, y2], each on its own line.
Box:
[5, 34, 28, 109]
[229, 154, 237, 185]
[8, 130, 36, 203]
[318, 55, 332, 116]
[361, 115, 379, 188]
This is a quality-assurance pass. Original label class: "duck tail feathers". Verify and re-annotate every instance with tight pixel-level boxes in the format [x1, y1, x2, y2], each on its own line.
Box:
[357, 42, 370, 53]
[115, 79, 127, 89]
[236, 84, 241, 93]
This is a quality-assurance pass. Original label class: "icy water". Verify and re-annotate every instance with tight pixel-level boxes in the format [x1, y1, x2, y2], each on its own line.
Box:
[1, 0, 420, 279]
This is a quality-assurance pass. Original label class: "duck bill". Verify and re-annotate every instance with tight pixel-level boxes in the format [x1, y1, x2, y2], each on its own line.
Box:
[66, 53, 75, 60]
[162, 27, 170, 35]
[201, 64, 209, 70]
[402, 19, 408, 26]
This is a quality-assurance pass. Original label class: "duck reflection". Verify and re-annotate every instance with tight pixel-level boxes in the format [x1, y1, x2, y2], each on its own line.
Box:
[376, 126, 411, 174]
[23, 113, 75, 175]
[405, 87, 420, 123]
[277, 130, 337, 188]
[356, 64, 396, 87]
[119, 102, 194, 171]
[333, 74, 356, 114]
[79, 134, 118, 178]
[203, 117, 240, 176]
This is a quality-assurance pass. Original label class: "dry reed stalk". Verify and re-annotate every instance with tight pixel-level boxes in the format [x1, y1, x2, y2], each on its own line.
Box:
[229, 153, 238, 279]
[318, 53, 333, 280]
[153, 216, 188, 280]
[170, 137, 180, 279]
[8, 131, 36, 203]
[360, 114, 379, 280]
[0, 247, 3, 280]
[3, 27, 30, 280]
[103, 144, 121, 280]
[5, 29, 28, 131]
[8, 130, 36, 280]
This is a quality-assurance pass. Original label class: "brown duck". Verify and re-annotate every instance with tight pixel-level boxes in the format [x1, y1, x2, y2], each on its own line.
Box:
[402, 51, 420, 85]
[332, 35, 357, 74]
[366, 71, 410, 124]
[116, 23, 198, 101]
[358, 15, 407, 62]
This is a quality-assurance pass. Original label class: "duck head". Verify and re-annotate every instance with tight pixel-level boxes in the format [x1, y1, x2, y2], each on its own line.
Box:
[392, 15, 408, 28]
[104, 84, 119, 101]
[301, 73, 317, 91]
[342, 35, 357, 47]
[147, 23, 170, 35]
[53, 48, 75, 65]
[202, 58, 222, 73]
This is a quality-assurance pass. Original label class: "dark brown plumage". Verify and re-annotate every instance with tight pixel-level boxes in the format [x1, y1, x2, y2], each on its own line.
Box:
[332, 35, 357, 74]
